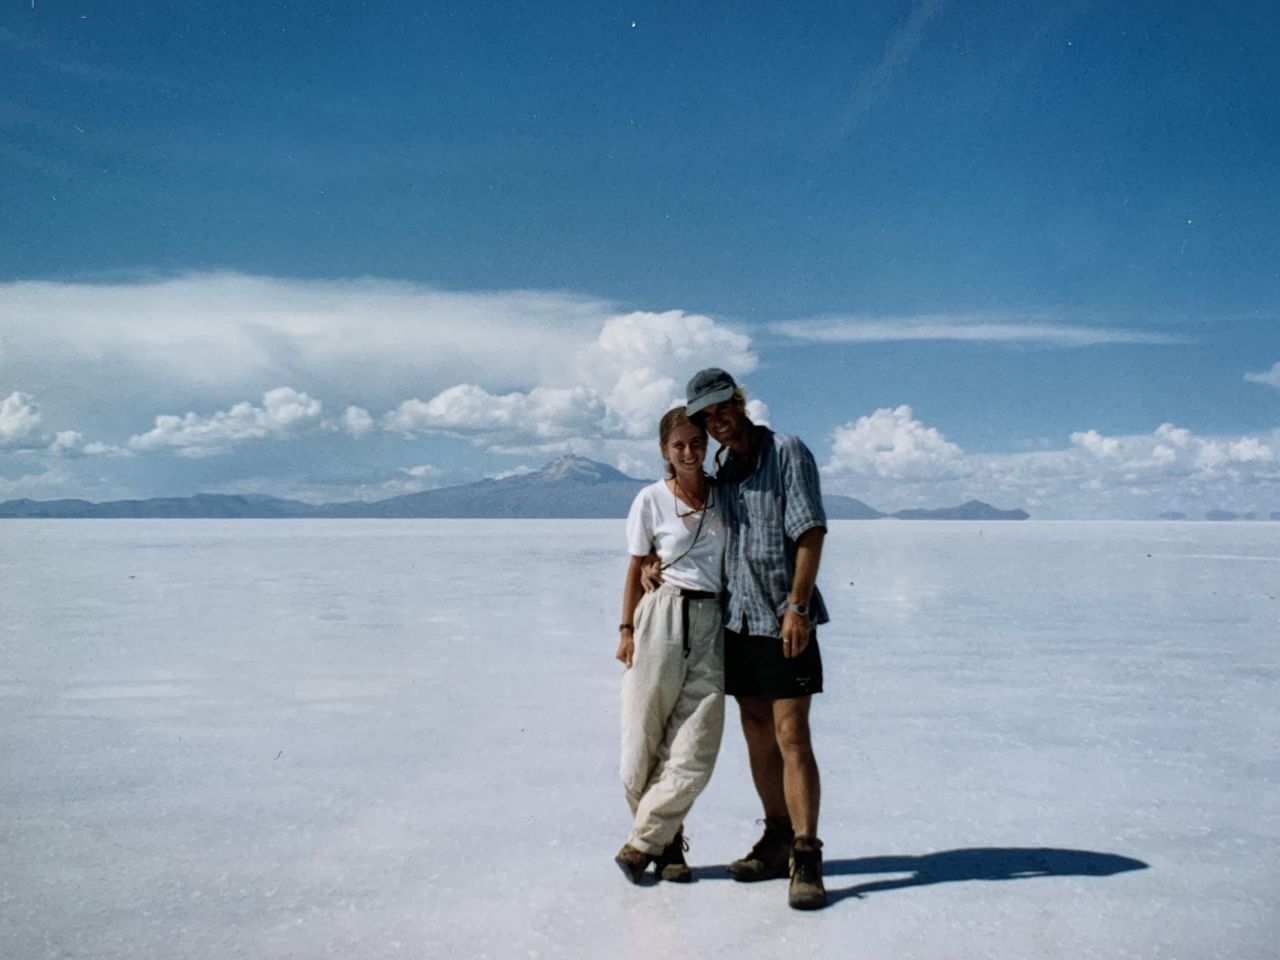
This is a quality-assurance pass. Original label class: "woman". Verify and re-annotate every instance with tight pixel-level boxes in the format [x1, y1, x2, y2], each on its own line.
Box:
[614, 406, 726, 883]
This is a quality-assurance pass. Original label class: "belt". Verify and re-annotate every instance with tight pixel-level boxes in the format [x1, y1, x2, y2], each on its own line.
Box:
[675, 588, 718, 600]
[676, 589, 718, 656]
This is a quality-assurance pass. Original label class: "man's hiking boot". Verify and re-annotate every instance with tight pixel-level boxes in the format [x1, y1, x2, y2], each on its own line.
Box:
[727, 816, 794, 882]
[655, 831, 692, 883]
[614, 843, 652, 884]
[788, 836, 828, 910]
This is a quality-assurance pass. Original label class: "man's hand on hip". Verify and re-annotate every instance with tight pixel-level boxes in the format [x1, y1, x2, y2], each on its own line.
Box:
[639, 550, 663, 592]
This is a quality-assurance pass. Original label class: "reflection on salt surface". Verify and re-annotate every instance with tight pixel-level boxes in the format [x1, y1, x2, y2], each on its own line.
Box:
[0, 520, 1277, 960]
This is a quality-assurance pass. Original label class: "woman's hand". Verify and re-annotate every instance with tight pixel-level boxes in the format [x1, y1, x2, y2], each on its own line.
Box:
[615, 628, 635, 668]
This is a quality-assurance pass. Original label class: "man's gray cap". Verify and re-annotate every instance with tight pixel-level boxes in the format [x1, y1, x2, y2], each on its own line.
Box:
[685, 368, 738, 417]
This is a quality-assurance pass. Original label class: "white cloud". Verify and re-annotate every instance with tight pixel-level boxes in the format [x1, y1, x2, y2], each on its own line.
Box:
[336, 406, 374, 437]
[400, 464, 443, 481]
[825, 405, 966, 480]
[1244, 362, 1280, 389]
[0, 467, 65, 499]
[337, 462, 444, 498]
[821, 413, 1280, 518]
[2, 275, 760, 459]
[381, 309, 758, 449]
[488, 465, 535, 480]
[574, 310, 757, 437]
[614, 453, 651, 479]
[772, 315, 1190, 346]
[1229, 438, 1275, 463]
[1196, 437, 1276, 472]
[584, 310, 756, 378]
[383, 384, 608, 444]
[82, 441, 128, 457]
[0, 273, 610, 404]
[0, 391, 108, 457]
[1, 391, 42, 446]
[1070, 429, 1121, 458]
[745, 398, 770, 427]
[48, 430, 83, 456]
[2, 276, 767, 494]
[1154, 422, 1191, 448]
[126, 387, 323, 457]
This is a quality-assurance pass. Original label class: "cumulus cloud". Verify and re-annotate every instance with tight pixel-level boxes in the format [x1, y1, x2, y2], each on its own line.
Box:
[574, 310, 757, 437]
[1070, 429, 1121, 458]
[0, 391, 111, 457]
[825, 405, 966, 480]
[126, 387, 323, 457]
[1, 391, 42, 447]
[745, 398, 770, 426]
[1245, 361, 1280, 389]
[1062, 423, 1274, 478]
[381, 309, 758, 450]
[772, 315, 1190, 347]
[332, 406, 374, 437]
[1154, 422, 1191, 448]
[383, 384, 609, 445]
[1195, 437, 1276, 472]
[583, 311, 756, 380]
[2, 275, 760, 463]
[48, 430, 83, 456]
[822, 411, 1280, 518]
[1228, 437, 1275, 463]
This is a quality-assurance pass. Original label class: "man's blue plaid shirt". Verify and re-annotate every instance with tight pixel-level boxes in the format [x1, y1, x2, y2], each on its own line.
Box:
[715, 427, 829, 638]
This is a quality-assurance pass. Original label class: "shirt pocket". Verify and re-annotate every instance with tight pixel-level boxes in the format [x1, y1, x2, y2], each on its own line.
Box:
[740, 486, 782, 550]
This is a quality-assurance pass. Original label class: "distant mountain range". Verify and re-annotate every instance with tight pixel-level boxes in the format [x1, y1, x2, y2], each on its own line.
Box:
[1160, 510, 1280, 521]
[0, 455, 1031, 520]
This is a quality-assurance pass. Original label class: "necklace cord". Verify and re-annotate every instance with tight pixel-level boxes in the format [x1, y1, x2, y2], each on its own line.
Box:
[661, 475, 713, 572]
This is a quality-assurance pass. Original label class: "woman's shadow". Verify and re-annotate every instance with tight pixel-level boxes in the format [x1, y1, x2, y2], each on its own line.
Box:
[694, 847, 1148, 904]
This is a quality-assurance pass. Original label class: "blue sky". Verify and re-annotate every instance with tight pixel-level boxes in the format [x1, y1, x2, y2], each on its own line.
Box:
[2, 0, 1278, 517]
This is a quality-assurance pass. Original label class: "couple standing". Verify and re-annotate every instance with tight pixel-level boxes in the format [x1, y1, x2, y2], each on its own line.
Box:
[614, 367, 830, 911]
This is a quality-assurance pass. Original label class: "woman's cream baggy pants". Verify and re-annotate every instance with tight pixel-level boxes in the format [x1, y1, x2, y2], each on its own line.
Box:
[620, 583, 725, 855]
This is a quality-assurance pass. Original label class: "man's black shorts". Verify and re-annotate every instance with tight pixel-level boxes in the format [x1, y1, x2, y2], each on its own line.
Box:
[724, 627, 823, 699]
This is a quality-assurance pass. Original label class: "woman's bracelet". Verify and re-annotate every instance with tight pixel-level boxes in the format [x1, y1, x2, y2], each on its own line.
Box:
[619, 623, 634, 633]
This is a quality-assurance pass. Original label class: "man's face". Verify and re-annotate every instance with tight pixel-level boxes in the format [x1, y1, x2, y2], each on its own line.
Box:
[700, 397, 750, 449]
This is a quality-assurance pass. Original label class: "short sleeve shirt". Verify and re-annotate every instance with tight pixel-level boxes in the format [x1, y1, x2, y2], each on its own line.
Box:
[625, 479, 725, 593]
[717, 428, 829, 637]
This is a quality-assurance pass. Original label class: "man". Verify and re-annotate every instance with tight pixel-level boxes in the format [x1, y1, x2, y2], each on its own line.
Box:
[685, 367, 830, 911]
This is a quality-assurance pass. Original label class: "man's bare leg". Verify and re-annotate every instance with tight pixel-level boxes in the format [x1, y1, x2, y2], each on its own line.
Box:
[737, 695, 788, 817]
[728, 695, 795, 882]
[772, 695, 819, 838]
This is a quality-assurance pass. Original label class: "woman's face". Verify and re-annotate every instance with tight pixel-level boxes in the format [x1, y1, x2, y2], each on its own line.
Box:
[664, 422, 708, 479]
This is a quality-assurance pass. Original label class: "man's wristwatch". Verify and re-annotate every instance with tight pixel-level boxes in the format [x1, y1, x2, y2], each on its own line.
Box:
[784, 601, 809, 617]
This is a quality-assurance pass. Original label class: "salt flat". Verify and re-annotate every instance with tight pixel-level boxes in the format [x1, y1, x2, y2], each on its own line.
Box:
[2, 520, 1277, 959]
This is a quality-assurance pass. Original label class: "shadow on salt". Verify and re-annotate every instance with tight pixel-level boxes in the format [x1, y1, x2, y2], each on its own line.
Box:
[691, 846, 1148, 905]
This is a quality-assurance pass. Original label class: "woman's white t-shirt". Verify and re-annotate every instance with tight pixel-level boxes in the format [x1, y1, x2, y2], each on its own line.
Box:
[625, 479, 724, 593]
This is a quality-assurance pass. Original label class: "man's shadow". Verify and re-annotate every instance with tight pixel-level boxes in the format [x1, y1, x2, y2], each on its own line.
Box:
[692, 847, 1148, 904]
